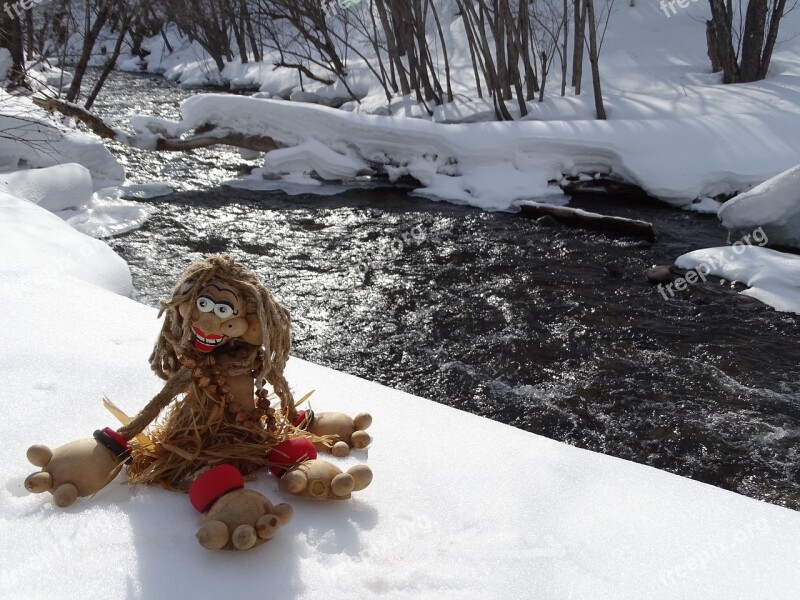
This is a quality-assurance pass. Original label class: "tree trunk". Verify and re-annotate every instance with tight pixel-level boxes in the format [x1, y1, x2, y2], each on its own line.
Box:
[374, 0, 411, 96]
[707, 0, 739, 83]
[739, 0, 767, 82]
[66, 0, 113, 102]
[758, 0, 788, 79]
[574, 1, 587, 95]
[0, 14, 26, 89]
[705, 20, 722, 73]
[25, 9, 34, 61]
[428, 0, 452, 103]
[586, 0, 606, 119]
[241, 0, 261, 62]
[456, 0, 484, 99]
[561, 0, 569, 96]
[85, 11, 135, 110]
[572, 0, 584, 89]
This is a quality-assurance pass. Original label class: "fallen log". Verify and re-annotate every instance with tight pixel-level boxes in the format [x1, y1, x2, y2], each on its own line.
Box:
[519, 201, 656, 241]
[31, 95, 280, 153]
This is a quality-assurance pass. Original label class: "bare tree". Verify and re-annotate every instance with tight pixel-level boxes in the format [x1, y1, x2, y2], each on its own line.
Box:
[585, 0, 606, 119]
[707, 0, 792, 83]
[65, 0, 114, 102]
[530, 0, 568, 102]
[85, 1, 155, 109]
[1, 12, 28, 90]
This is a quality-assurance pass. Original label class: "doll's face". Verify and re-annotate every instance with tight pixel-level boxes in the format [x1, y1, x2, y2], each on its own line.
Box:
[178, 280, 261, 352]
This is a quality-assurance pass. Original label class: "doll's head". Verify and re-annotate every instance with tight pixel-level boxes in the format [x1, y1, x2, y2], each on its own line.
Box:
[149, 255, 294, 413]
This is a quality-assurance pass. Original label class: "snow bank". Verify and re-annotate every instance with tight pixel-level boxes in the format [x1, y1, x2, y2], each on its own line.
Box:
[718, 163, 800, 249]
[136, 94, 800, 210]
[0, 96, 146, 237]
[0, 191, 132, 296]
[0, 94, 124, 183]
[0, 163, 152, 238]
[119, 5, 800, 209]
[676, 245, 800, 314]
[2, 189, 800, 600]
[0, 163, 93, 211]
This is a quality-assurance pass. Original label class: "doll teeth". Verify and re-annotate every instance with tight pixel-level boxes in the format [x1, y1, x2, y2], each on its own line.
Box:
[192, 326, 224, 351]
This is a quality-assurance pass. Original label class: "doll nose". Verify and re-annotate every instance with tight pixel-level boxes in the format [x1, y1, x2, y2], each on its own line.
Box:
[197, 312, 222, 332]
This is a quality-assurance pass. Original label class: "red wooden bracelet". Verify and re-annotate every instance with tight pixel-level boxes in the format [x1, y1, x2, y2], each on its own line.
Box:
[189, 465, 245, 513]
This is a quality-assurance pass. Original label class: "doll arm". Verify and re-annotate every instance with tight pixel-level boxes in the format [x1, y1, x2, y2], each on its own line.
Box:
[24, 429, 130, 507]
[24, 369, 192, 507]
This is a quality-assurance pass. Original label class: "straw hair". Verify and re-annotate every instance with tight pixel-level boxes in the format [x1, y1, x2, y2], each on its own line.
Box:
[148, 254, 297, 424]
[118, 255, 305, 489]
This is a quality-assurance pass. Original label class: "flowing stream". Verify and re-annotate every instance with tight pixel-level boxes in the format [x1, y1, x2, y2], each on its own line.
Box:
[89, 70, 800, 509]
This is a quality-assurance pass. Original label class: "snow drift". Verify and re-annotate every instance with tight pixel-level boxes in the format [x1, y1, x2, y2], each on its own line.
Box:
[676, 244, 800, 314]
[718, 163, 800, 250]
[130, 93, 800, 211]
[0, 93, 124, 184]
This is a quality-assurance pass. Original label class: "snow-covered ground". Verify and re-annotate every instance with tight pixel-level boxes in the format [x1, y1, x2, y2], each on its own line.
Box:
[113, 4, 800, 212]
[132, 91, 800, 211]
[0, 93, 123, 184]
[3, 176, 800, 600]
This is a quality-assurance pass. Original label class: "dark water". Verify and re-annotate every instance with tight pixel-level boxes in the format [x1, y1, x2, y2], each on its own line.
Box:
[91, 71, 800, 509]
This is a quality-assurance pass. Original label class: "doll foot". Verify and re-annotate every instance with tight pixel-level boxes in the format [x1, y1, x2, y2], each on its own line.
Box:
[280, 460, 372, 500]
[191, 465, 293, 551]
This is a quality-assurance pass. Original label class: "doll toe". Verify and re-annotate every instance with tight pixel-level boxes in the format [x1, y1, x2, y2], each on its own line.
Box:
[24, 471, 52, 494]
[232, 524, 257, 550]
[196, 519, 230, 550]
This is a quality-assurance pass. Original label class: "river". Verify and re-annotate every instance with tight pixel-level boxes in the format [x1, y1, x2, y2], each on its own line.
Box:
[87, 70, 800, 509]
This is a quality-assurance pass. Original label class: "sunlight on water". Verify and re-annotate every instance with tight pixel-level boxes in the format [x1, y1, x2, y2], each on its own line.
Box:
[94, 70, 800, 509]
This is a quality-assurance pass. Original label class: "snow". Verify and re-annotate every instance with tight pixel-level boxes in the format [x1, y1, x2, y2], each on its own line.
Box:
[60, 185, 153, 238]
[0, 93, 151, 237]
[0, 191, 132, 296]
[0, 93, 124, 183]
[263, 139, 371, 181]
[0, 163, 152, 238]
[2, 187, 800, 600]
[718, 163, 800, 249]
[112, 4, 800, 211]
[0, 163, 93, 212]
[675, 245, 800, 314]
[130, 92, 799, 211]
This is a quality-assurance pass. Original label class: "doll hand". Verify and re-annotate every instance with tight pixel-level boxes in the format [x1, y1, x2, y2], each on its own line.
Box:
[24, 429, 128, 507]
[280, 459, 373, 500]
[301, 411, 372, 457]
[191, 465, 293, 551]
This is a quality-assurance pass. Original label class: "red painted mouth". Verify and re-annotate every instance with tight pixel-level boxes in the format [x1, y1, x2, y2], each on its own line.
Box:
[192, 326, 224, 353]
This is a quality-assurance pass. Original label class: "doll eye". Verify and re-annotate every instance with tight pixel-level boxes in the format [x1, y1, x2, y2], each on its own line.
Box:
[196, 296, 215, 313]
[214, 303, 235, 319]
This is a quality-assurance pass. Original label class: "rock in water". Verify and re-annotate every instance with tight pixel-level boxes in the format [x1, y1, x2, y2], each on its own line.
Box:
[605, 261, 624, 278]
[646, 265, 673, 284]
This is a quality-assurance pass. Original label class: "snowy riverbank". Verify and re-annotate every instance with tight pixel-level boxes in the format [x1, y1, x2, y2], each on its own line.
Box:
[115, 4, 800, 211]
[2, 157, 800, 599]
[134, 92, 800, 211]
